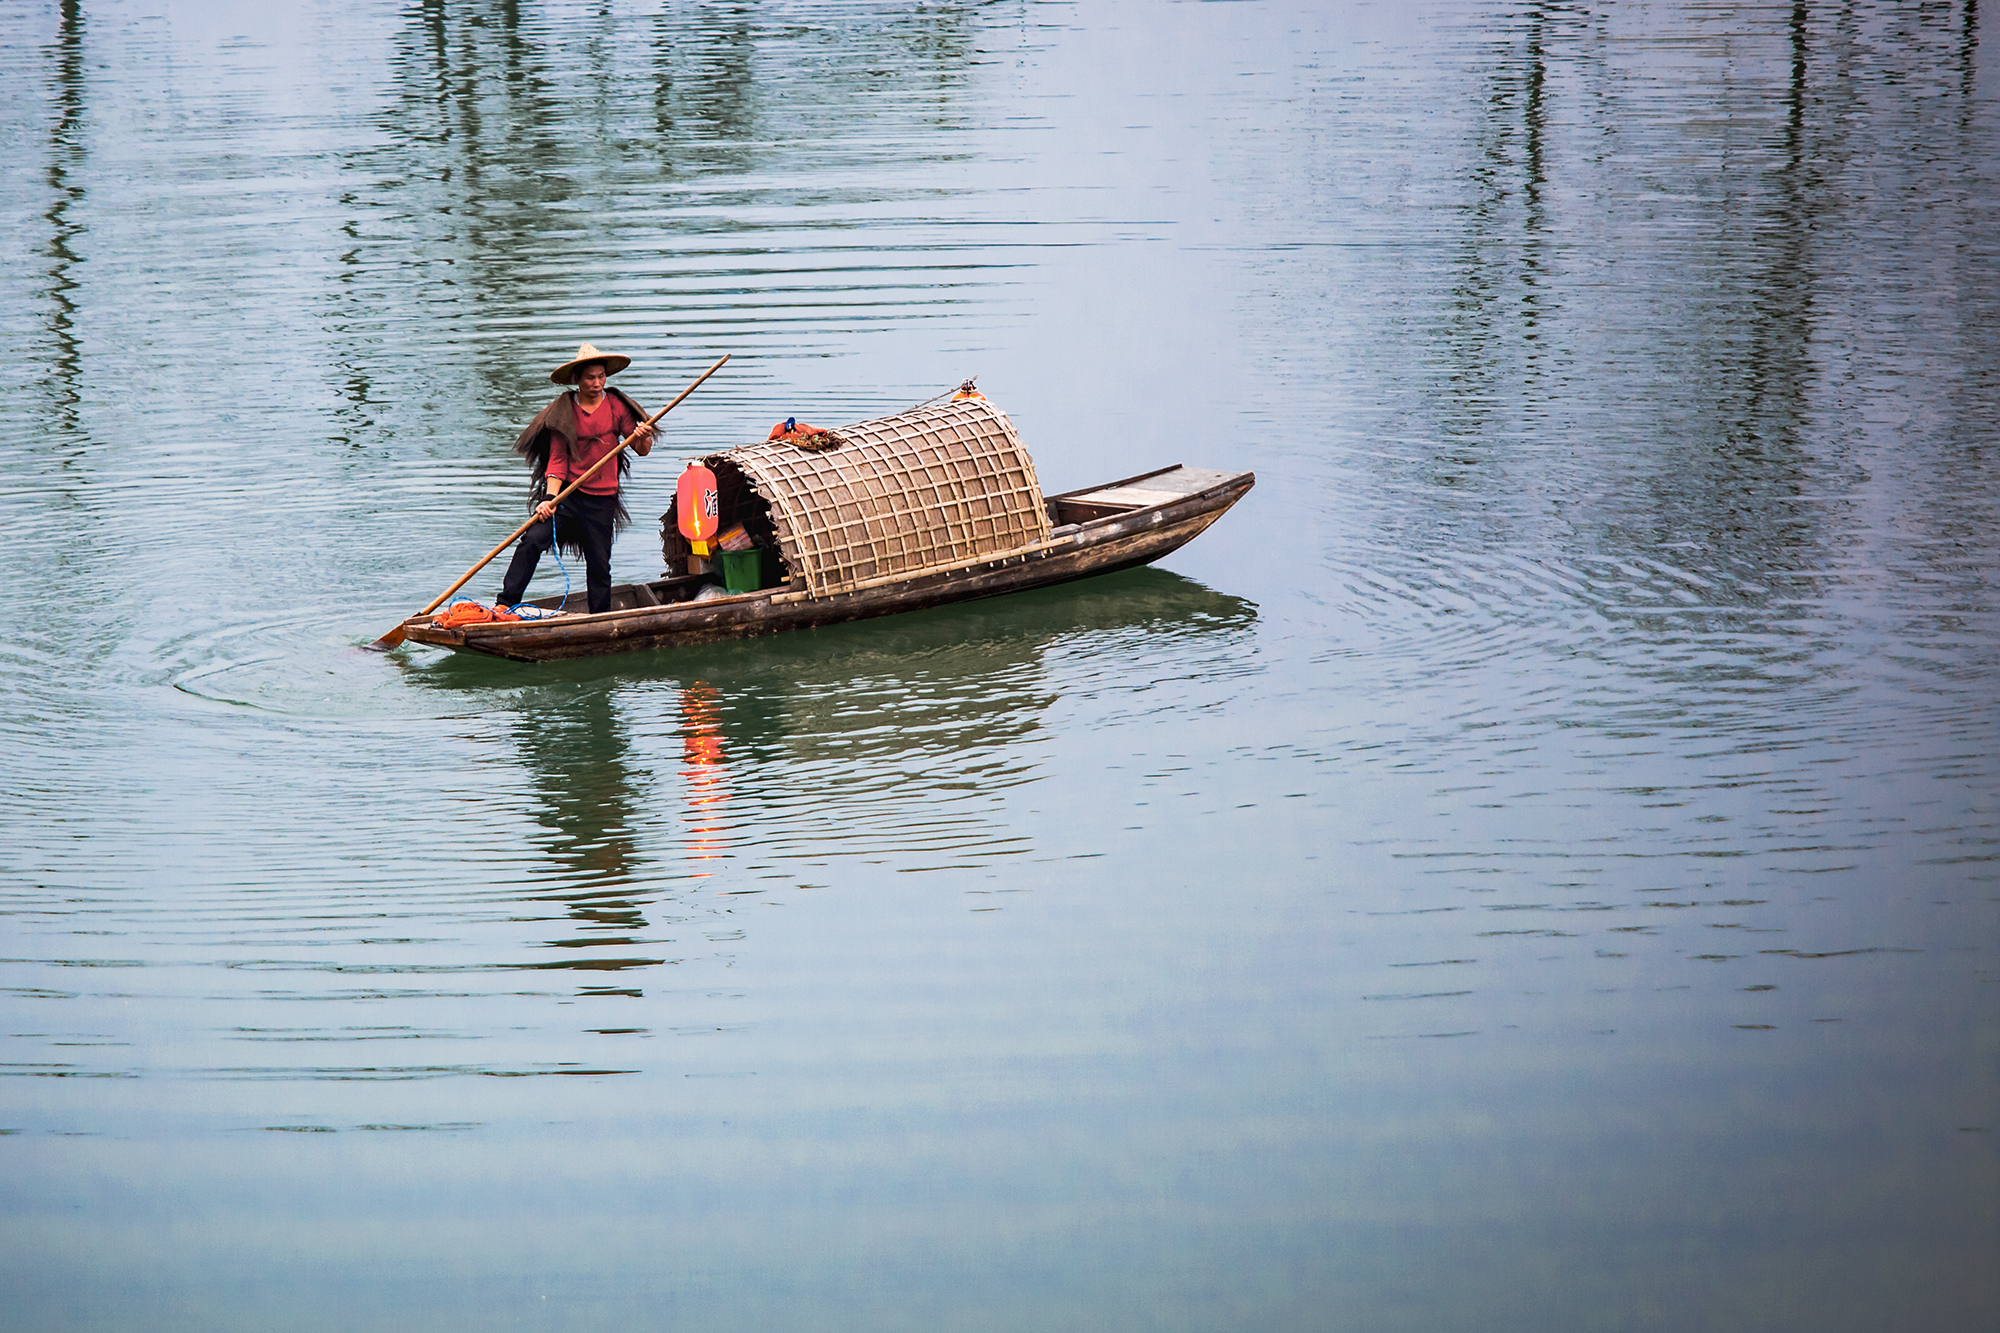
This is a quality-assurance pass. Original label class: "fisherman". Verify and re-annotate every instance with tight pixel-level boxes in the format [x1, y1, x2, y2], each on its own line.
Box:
[498, 342, 655, 615]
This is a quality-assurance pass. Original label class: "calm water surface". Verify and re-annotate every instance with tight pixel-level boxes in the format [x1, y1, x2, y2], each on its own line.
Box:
[2, 2, 1996, 1330]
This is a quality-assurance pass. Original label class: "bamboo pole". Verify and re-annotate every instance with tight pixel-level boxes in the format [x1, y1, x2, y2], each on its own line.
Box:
[369, 353, 729, 649]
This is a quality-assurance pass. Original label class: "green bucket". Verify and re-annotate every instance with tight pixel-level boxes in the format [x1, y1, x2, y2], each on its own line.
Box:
[719, 546, 777, 594]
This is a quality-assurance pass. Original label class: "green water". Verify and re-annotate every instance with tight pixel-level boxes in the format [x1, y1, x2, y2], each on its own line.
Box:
[2, 2, 1995, 1329]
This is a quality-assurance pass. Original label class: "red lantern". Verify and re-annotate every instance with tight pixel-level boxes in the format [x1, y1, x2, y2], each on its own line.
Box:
[676, 461, 720, 555]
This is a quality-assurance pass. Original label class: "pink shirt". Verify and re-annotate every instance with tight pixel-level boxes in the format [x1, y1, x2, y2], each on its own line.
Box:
[547, 394, 637, 496]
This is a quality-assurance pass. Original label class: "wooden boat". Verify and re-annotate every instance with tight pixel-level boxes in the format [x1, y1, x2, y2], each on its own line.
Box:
[400, 396, 1253, 662]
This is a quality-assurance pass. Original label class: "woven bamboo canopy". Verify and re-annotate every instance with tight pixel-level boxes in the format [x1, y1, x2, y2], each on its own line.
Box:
[704, 398, 1052, 598]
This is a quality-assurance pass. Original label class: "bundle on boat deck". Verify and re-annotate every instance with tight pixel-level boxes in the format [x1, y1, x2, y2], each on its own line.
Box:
[433, 600, 519, 627]
[398, 395, 1253, 661]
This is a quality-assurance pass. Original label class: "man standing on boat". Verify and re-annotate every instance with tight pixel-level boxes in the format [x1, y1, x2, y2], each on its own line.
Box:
[498, 342, 654, 615]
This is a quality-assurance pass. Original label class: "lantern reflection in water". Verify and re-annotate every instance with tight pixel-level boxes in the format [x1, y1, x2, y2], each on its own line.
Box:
[679, 682, 727, 878]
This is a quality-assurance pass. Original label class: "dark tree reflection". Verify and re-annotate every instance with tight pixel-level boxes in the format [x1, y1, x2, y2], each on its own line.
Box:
[514, 686, 647, 940]
[42, 0, 86, 437]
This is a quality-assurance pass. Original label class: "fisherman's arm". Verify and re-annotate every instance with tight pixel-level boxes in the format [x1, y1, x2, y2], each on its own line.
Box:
[537, 447, 568, 521]
[624, 398, 654, 455]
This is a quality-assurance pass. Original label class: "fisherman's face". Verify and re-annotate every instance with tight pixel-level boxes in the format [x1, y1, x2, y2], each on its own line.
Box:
[577, 364, 608, 395]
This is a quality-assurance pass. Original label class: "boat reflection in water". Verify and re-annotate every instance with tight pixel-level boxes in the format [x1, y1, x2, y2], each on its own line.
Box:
[678, 682, 728, 882]
[405, 566, 1257, 917]
[499, 688, 665, 999]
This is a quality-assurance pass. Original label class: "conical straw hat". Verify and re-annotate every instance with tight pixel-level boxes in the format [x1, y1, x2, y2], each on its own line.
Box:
[550, 342, 631, 385]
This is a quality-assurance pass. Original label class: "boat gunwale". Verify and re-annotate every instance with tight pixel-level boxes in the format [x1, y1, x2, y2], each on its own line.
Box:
[1045, 461, 1190, 499]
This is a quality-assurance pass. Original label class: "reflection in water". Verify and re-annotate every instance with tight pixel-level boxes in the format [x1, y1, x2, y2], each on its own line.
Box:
[42, 0, 84, 434]
[1627, 1, 1818, 590]
[1425, 2, 1587, 475]
[680, 682, 728, 880]
[386, 569, 1257, 983]
[1313, 2, 1998, 724]
[650, 7, 758, 173]
[668, 572, 1260, 872]
[510, 688, 661, 994]
[328, 0, 1006, 435]
[358, 0, 576, 421]
[514, 687, 640, 892]
[406, 568, 1258, 880]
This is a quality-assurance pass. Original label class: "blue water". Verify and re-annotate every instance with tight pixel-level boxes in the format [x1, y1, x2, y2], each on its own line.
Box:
[2, 2, 1995, 1329]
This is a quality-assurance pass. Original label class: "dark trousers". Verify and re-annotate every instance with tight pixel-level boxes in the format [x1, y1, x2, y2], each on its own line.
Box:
[499, 490, 617, 613]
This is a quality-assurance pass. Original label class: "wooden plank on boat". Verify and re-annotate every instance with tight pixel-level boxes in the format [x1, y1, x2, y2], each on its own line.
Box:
[1064, 466, 1237, 510]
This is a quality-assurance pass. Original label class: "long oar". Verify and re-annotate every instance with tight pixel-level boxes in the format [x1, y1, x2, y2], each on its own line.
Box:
[368, 353, 730, 650]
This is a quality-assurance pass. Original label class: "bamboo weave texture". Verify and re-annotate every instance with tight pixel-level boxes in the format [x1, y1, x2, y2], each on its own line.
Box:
[708, 399, 1051, 598]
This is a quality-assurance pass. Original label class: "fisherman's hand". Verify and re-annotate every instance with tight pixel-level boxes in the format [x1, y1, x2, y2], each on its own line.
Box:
[536, 499, 557, 521]
[629, 420, 654, 454]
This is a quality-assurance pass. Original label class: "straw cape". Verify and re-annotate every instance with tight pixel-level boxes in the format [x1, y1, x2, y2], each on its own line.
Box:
[400, 390, 1254, 661]
[510, 382, 649, 545]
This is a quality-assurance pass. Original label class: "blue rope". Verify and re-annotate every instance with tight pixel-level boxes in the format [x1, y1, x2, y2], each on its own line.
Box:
[497, 502, 570, 618]
[545, 505, 572, 614]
